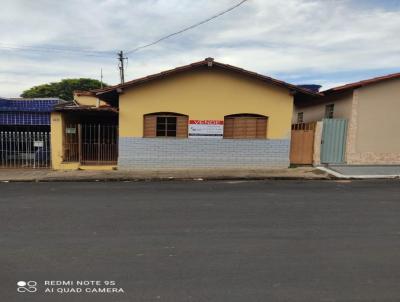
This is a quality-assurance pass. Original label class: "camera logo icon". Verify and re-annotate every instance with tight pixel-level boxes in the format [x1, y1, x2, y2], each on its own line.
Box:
[17, 281, 37, 293]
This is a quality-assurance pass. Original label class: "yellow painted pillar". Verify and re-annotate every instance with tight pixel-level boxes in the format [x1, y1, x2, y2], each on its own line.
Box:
[50, 112, 64, 170]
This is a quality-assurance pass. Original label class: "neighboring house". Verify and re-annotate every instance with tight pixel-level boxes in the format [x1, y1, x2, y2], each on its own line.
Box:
[51, 99, 118, 170]
[0, 97, 64, 168]
[73, 90, 107, 107]
[50, 57, 317, 170]
[294, 73, 400, 165]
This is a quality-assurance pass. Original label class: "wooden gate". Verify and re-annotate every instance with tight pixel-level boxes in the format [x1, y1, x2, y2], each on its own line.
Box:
[290, 122, 316, 165]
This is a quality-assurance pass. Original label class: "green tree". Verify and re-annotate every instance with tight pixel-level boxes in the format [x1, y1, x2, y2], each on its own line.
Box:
[21, 78, 107, 101]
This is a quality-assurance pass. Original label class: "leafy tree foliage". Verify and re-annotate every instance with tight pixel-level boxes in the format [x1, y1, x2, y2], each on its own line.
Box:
[21, 78, 107, 101]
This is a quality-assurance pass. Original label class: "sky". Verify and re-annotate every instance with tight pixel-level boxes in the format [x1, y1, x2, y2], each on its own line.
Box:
[0, 0, 400, 97]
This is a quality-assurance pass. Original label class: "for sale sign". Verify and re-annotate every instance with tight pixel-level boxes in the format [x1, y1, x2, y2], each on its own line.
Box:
[188, 120, 224, 138]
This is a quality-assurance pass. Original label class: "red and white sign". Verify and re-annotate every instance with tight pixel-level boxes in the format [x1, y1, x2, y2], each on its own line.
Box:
[188, 120, 224, 138]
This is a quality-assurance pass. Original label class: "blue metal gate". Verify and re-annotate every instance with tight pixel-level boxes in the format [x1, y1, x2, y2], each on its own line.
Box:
[321, 119, 348, 164]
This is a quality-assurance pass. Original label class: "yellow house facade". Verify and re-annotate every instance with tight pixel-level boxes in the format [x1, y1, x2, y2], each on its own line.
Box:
[119, 67, 292, 139]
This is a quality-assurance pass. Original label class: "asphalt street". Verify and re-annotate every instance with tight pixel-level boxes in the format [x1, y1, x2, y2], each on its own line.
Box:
[1, 180, 400, 302]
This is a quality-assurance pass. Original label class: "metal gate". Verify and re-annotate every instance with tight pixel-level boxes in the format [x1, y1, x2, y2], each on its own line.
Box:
[290, 122, 315, 165]
[321, 118, 348, 164]
[0, 131, 50, 168]
[63, 124, 118, 165]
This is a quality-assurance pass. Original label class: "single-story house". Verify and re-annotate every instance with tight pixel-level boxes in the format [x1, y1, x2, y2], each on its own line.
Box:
[294, 73, 400, 165]
[50, 57, 317, 170]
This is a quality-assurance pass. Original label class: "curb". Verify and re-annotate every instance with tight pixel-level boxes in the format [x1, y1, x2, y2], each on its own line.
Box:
[0, 175, 334, 183]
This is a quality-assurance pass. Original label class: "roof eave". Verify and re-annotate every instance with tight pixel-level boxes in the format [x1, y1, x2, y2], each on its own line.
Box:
[94, 59, 321, 97]
[322, 72, 400, 94]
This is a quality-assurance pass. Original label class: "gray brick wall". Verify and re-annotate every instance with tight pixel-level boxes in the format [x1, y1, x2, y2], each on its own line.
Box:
[119, 137, 290, 169]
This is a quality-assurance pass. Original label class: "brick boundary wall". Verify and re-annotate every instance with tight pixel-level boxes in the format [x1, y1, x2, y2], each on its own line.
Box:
[119, 138, 290, 169]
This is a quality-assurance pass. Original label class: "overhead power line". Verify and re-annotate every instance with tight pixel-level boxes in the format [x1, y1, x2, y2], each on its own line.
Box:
[126, 0, 250, 54]
[0, 1, 249, 58]
[0, 43, 114, 57]
[0, 1, 250, 82]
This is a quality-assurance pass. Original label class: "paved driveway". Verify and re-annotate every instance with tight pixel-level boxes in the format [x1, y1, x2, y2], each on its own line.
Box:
[1, 180, 400, 302]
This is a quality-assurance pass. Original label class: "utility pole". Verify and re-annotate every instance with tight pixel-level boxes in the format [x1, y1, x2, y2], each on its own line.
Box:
[118, 50, 127, 84]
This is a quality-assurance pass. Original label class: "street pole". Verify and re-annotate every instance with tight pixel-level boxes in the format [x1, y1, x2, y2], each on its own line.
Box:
[118, 51, 126, 84]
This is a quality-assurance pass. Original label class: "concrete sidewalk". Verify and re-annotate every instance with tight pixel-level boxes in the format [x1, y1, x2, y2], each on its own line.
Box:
[318, 165, 400, 179]
[0, 167, 331, 182]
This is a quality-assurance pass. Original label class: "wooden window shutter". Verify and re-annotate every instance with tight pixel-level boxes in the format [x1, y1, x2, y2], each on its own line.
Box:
[233, 118, 246, 138]
[256, 118, 267, 138]
[223, 118, 234, 138]
[244, 118, 257, 138]
[224, 115, 267, 139]
[143, 115, 157, 137]
[176, 116, 188, 138]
